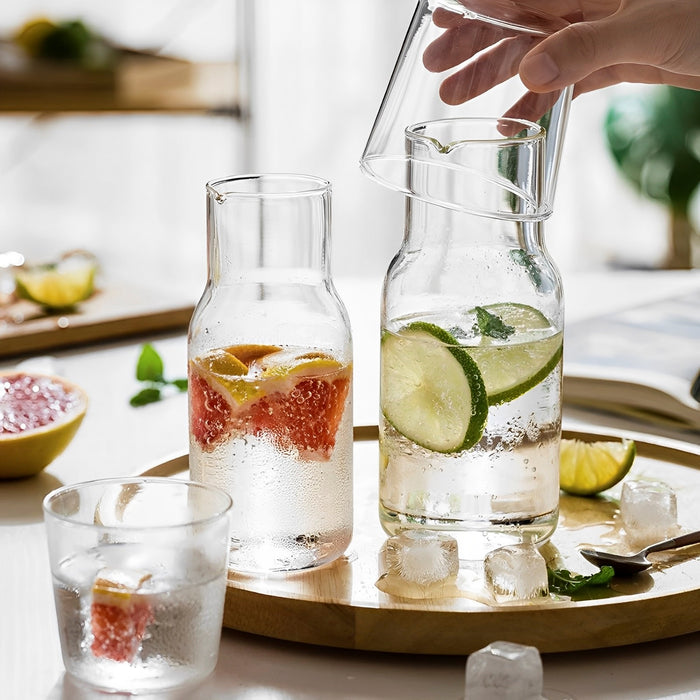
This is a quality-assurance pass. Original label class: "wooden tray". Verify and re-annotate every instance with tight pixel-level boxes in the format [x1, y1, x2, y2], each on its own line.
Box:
[143, 428, 700, 655]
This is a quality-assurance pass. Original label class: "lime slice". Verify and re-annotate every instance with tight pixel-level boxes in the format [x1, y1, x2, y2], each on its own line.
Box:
[15, 252, 97, 310]
[560, 438, 636, 496]
[380, 321, 488, 453]
[466, 302, 562, 405]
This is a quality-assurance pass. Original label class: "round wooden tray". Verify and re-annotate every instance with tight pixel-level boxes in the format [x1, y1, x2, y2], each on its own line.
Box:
[143, 427, 700, 655]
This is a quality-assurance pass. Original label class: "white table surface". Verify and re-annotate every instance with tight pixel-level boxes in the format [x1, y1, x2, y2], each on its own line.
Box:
[2, 270, 700, 700]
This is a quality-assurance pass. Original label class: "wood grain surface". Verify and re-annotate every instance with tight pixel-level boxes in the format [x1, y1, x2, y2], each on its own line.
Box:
[0, 286, 193, 359]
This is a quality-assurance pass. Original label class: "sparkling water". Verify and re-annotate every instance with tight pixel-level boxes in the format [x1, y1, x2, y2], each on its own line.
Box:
[190, 349, 353, 573]
[52, 542, 226, 694]
[380, 315, 561, 555]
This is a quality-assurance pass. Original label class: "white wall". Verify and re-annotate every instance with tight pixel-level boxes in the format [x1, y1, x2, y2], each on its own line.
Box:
[0, 0, 678, 297]
[247, 1, 674, 278]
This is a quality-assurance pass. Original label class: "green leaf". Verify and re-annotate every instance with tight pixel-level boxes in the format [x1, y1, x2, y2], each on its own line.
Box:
[510, 249, 543, 287]
[136, 343, 164, 382]
[547, 566, 615, 597]
[130, 344, 187, 406]
[472, 306, 516, 340]
[129, 387, 162, 407]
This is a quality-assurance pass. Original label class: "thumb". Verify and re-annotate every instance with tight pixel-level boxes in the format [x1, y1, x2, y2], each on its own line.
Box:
[519, 7, 691, 92]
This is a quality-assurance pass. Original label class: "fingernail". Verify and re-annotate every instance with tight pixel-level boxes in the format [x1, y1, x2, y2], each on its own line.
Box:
[521, 52, 560, 86]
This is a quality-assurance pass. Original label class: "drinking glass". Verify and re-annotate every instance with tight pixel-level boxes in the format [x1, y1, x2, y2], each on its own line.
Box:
[361, 0, 573, 214]
[43, 477, 232, 694]
[188, 174, 353, 573]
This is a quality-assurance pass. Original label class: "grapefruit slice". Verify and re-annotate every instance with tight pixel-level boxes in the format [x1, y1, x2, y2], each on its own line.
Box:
[90, 568, 153, 662]
[0, 372, 87, 478]
[244, 373, 351, 461]
[189, 347, 351, 460]
[188, 368, 235, 450]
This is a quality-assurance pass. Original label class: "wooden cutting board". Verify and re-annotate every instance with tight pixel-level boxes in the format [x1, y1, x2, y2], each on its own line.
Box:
[143, 428, 700, 655]
[0, 286, 193, 358]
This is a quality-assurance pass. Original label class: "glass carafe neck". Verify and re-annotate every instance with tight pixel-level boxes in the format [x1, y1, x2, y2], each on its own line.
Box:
[404, 196, 546, 254]
[206, 175, 331, 285]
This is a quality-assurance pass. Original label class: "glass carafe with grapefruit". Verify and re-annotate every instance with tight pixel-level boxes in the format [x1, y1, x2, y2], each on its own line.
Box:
[188, 175, 353, 573]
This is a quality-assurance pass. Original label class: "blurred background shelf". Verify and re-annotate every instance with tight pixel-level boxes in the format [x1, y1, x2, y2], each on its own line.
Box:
[0, 48, 241, 114]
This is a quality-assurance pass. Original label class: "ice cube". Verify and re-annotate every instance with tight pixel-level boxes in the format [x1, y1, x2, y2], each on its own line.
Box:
[484, 544, 548, 603]
[380, 530, 459, 585]
[465, 640, 543, 700]
[620, 480, 678, 546]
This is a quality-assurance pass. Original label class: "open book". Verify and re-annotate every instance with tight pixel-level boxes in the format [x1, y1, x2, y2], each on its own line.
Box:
[563, 290, 700, 435]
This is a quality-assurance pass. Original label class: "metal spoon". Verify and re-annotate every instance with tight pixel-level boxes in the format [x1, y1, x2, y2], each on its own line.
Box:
[580, 529, 700, 576]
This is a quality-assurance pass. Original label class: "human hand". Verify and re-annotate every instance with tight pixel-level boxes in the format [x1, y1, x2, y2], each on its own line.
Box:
[424, 0, 700, 107]
[422, 0, 575, 122]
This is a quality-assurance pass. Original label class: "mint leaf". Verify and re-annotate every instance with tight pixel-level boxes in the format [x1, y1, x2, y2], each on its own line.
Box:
[129, 387, 162, 407]
[136, 343, 164, 382]
[510, 249, 543, 287]
[170, 378, 188, 392]
[472, 306, 516, 340]
[547, 566, 615, 596]
[130, 344, 187, 406]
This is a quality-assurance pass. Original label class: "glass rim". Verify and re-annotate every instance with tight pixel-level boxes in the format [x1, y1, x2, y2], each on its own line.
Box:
[406, 116, 546, 146]
[206, 173, 331, 201]
[42, 476, 233, 531]
[434, 0, 570, 37]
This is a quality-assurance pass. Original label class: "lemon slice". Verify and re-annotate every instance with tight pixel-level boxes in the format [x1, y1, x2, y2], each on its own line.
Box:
[560, 438, 636, 496]
[14, 18, 56, 57]
[225, 344, 281, 367]
[381, 321, 488, 453]
[466, 302, 562, 405]
[192, 349, 259, 405]
[15, 252, 97, 310]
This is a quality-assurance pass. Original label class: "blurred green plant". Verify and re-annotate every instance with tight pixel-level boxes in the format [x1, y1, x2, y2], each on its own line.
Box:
[14, 17, 115, 70]
[604, 86, 700, 268]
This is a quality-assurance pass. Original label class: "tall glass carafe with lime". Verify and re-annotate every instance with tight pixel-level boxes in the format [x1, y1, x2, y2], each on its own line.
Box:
[188, 174, 353, 573]
[379, 119, 563, 554]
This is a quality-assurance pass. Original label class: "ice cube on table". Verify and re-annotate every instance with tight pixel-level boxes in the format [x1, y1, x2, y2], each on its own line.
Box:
[484, 544, 548, 603]
[620, 480, 678, 546]
[465, 640, 543, 700]
[380, 530, 459, 585]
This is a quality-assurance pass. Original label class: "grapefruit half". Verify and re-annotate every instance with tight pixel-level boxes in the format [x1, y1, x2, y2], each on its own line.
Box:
[0, 371, 88, 478]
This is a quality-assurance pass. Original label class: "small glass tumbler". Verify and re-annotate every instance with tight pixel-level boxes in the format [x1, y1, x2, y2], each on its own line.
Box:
[43, 477, 232, 694]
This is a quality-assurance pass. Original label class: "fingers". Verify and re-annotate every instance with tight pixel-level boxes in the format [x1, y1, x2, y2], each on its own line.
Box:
[502, 88, 564, 125]
[423, 20, 510, 72]
[520, 1, 700, 93]
[572, 64, 700, 97]
[432, 7, 467, 29]
[454, 0, 570, 32]
[439, 34, 538, 105]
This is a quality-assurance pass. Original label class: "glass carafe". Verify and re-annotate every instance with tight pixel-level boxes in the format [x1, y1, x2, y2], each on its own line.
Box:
[188, 174, 353, 573]
[379, 119, 563, 556]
